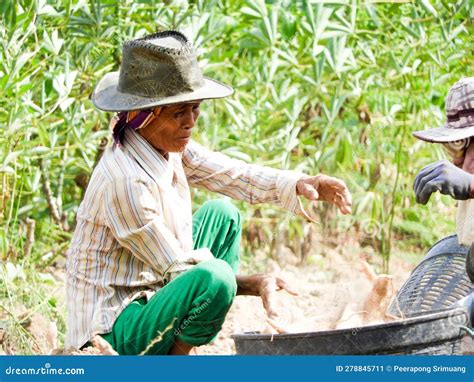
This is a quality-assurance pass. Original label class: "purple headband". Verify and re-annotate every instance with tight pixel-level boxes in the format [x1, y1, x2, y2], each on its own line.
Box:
[112, 109, 154, 145]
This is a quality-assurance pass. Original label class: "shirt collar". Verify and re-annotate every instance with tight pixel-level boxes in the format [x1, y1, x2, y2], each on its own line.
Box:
[123, 127, 174, 184]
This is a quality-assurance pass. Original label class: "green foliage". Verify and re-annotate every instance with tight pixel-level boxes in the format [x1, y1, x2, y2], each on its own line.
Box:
[0, 0, 473, 350]
[1, 0, 472, 257]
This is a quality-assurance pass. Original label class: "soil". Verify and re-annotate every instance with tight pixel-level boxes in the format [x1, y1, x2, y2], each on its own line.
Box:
[198, 242, 414, 355]
[4, 237, 471, 355]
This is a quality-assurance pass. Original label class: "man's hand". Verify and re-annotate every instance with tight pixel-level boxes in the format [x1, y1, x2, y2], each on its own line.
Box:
[296, 174, 352, 214]
[236, 274, 297, 318]
[414, 160, 474, 204]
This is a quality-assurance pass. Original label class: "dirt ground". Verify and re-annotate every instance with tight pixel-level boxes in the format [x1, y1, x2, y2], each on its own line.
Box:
[199, 242, 414, 355]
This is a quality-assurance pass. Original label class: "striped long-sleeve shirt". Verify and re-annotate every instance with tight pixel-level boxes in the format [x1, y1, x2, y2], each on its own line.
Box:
[65, 127, 313, 350]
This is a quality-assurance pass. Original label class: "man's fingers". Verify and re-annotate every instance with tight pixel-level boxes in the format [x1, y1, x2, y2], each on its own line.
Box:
[323, 177, 352, 209]
[323, 176, 350, 193]
[331, 185, 352, 209]
[415, 168, 442, 204]
[413, 163, 433, 192]
[260, 278, 279, 318]
[413, 160, 445, 192]
[260, 276, 299, 318]
[414, 165, 441, 197]
[413, 165, 436, 194]
[299, 182, 319, 201]
[417, 177, 443, 205]
[266, 317, 290, 334]
[276, 277, 298, 296]
[262, 294, 278, 318]
[341, 187, 353, 209]
[333, 193, 352, 215]
[308, 176, 352, 211]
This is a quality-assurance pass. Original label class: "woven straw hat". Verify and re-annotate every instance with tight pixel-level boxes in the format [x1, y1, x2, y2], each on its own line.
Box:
[92, 30, 233, 112]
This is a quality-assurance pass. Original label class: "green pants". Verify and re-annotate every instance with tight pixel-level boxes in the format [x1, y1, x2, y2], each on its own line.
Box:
[100, 199, 242, 355]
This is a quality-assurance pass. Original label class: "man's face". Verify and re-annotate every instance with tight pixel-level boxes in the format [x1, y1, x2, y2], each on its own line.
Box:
[138, 101, 201, 154]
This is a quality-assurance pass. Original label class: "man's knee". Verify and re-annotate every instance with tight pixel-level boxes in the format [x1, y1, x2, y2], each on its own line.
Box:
[193, 259, 237, 304]
[175, 259, 236, 347]
[202, 199, 241, 227]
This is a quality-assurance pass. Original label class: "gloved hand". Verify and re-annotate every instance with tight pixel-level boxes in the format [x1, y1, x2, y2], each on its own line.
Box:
[414, 160, 474, 204]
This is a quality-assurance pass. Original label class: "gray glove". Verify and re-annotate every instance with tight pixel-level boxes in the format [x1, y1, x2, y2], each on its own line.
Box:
[413, 160, 474, 204]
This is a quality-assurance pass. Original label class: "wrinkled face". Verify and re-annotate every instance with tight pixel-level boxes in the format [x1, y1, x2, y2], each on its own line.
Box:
[138, 101, 201, 155]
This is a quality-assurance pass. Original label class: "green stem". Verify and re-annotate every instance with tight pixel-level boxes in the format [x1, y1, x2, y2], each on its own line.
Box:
[384, 91, 410, 273]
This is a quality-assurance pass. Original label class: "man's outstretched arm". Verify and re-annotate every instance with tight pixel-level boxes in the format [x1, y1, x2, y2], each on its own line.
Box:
[182, 140, 351, 220]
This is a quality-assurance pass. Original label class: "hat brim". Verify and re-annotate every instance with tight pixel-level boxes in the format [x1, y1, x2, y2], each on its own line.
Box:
[92, 71, 234, 112]
[413, 123, 474, 143]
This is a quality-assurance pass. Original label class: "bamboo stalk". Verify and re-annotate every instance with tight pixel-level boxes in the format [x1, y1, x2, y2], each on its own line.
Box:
[23, 218, 35, 258]
[39, 159, 64, 230]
